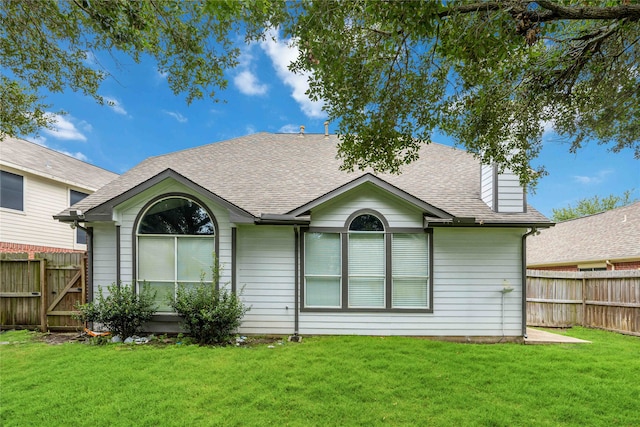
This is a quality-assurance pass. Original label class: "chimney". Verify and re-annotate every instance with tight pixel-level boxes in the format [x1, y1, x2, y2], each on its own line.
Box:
[299, 125, 305, 136]
[324, 121, 329, 138]
[481, 163, 526, 213]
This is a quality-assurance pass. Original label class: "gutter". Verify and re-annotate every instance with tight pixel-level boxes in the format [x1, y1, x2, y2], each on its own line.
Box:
[73, 220, 93, 304]
[425, 217, 553, 229]
[256, 214, 310, 226]
[294, 227, 300, 337]
[521, 227, 539, 338]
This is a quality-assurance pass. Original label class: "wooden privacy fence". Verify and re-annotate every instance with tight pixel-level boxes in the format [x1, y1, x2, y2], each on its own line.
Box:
[0, 252, 86, 331]
[527, 269, 640, 336]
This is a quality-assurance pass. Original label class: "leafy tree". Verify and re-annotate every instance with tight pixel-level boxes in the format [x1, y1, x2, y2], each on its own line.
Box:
[1, 0, 251, 138]
[2, 1, 639, 188]
[282, 1, 640, 187]
[551, 190, 637, 221]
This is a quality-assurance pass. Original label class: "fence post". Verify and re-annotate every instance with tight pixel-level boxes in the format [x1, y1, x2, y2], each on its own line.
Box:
[581, 276, 586, 327]
[40, 259, 47, 332]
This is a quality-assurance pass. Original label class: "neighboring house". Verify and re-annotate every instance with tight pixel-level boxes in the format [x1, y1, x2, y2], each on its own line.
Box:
[55, 132, 551, 339]
[1, 136, 118, 257]
[528, 201, 640, 271]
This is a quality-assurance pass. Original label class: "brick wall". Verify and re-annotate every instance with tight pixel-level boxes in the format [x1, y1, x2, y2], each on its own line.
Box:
[532, 265, 579, 272]
[0, 242, 85, 259]
[614, 261, 640, 270]
[530, 261, 640, 271]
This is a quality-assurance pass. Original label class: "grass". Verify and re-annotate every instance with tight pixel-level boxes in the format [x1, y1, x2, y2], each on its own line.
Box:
[1, 328, 638, 426]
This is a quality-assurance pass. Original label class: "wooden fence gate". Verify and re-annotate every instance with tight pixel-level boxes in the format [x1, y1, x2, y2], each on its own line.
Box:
[0, 252, 86, 331]
[527, 269, 640, 336]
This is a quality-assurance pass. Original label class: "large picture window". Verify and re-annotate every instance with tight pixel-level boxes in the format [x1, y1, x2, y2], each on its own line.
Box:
[1, 170, 24, 211]
[303, 211, 431, 311]
[136, 197, 216, 312]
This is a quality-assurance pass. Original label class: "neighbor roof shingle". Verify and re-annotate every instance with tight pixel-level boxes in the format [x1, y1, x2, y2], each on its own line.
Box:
[528, 201, 640, 266]
[56, 132, 549, 224]
[1, 136, 118, 191]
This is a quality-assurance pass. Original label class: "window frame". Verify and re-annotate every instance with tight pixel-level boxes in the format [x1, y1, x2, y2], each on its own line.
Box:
[133, 193, 219, 314]
[301, 209, 433, 313]
[70, 189, 89, 244]
[0, 170, 24, 212]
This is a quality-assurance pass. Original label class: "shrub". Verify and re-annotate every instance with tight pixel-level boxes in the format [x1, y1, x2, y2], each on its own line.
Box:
[169, 282, 249, 345]
[75, 283, 157, 339]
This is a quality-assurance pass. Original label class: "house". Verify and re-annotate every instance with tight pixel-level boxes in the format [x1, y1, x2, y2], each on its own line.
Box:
[527, 201, 640, 271]
[54, 132, 551, 340]
[1, 136, 118, 257]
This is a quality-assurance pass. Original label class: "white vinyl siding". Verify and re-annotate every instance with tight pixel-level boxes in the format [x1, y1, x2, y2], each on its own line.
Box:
[0, 166, 91, 250]
[480, 164, 494, 209]
[311, 183, 424, 228]
[497, 172, 525, 213]
[91, 222, 117, 299]
[299, 228, 525, 336]
[236, 225, 295, 335]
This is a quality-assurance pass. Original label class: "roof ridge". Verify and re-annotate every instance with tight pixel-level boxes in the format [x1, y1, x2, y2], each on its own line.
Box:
[556, 199, 639, 224]
[2, 136, 118, 175]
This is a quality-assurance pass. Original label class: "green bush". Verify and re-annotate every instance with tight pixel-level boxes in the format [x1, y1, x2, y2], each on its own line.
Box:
[75, 283, 157, 339]
[169, 282, 249, 345]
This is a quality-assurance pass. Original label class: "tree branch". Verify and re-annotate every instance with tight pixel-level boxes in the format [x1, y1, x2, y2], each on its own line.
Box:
[438, 1, 640, 22]
[535, 1, 640, 21]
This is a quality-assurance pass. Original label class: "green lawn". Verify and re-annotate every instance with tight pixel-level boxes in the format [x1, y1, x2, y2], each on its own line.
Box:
[1, 328, 638, 426]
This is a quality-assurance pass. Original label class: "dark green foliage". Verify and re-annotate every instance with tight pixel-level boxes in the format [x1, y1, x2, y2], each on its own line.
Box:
[75, 283, 157, 339]
[552, 189, 637, 221]
[169, 283, 248, 345]
[3, 1, 639, 187]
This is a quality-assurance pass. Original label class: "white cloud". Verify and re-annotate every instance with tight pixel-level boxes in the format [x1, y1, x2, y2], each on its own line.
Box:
[42, 114, 87, 141]
[234, 70, 268, 96]
[278, 124, 300, 133]
[104, 97, 129, 116]
[163, 110, 188, 123]
[245, 124, 256, 134]
[573, 169, 613, 185]
[260, 30, 325, 119]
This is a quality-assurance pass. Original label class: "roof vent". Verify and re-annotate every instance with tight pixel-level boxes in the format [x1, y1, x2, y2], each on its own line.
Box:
[299, 125, 305, 136]
[324, 121, 329, 138]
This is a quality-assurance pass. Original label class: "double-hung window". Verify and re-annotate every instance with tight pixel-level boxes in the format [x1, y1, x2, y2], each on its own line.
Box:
[1, 170, 24, 211]
[304, 211, 431, 311]
[136, 197, 216, 312]
[348, 214, 386, 308]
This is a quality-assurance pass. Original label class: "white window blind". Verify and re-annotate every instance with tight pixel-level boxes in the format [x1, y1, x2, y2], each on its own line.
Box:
[177, 237, 215, 282]
[138, 237, 175, 281]
[305, 233, 341, 307]
[348, 233, 385, 308]
[392, 233, 429, 308]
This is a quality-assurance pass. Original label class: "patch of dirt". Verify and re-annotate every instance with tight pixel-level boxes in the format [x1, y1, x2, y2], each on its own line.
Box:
[36, 332, 88, 345]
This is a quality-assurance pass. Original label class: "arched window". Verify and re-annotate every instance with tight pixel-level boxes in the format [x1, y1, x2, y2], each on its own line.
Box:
[304, 209, 430, 311]
[136, 197, 216, 312]
[348, 213, 386, 308]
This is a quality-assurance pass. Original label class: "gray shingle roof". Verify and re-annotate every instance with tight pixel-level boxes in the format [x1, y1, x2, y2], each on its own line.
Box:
[57, 132, 549, 224]
[528, 201, 640, 266]
[1, 136, 118, 191]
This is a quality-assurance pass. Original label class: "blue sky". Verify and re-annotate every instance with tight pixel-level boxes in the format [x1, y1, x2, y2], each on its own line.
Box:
[24, 32, 639, 219]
